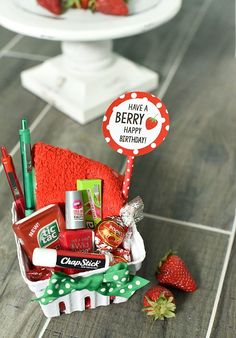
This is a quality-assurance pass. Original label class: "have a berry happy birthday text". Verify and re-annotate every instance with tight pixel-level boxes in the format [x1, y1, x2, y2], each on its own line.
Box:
[115, 103, 148, 144]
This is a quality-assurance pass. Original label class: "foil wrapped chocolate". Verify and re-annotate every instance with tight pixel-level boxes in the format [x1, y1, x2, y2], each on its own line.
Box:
[120, 196, 144, 227]
[95, 197, 144, 252]
[26, 266, 52, 282]
[111, 248, 131, 265]
[95, 216, 127, 251]
[120, 196, 144, 250]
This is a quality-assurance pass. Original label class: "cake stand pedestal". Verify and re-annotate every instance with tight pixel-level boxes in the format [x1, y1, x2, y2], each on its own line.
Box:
[0, 0, 182, 124]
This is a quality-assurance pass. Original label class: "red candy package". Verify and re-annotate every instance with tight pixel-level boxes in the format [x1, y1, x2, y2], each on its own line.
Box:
[112, 248, 131, 264]
[26, 266, 52, 282]
[95, 217, 128, 251]
[26, 266, 62, 282]
[12, 204, 65, 261]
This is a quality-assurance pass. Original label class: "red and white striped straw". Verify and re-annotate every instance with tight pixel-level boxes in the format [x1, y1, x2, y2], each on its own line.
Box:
[122, 156, 135, 201]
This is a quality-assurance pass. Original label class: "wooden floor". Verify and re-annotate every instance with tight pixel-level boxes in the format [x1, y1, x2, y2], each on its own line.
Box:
[0, 0, 235, 337]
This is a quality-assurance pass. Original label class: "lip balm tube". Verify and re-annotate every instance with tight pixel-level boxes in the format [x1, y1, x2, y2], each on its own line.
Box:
[66, 191, 85, 229]
[33, 248, 110, 271]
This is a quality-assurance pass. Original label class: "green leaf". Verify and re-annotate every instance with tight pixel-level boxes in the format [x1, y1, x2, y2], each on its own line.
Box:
[142, 294, 176, 321]
[62, 0, 77, 9]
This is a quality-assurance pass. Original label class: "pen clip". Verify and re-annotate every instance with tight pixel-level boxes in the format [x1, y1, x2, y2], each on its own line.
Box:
[8, 172, 20, 198]
[25, 143, 33, 172]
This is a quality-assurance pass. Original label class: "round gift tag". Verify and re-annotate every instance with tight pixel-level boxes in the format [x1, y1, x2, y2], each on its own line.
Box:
[102, 92, 170, 156]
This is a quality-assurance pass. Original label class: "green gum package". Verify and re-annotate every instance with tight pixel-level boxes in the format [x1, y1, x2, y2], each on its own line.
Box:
[77, 179, 102, 229]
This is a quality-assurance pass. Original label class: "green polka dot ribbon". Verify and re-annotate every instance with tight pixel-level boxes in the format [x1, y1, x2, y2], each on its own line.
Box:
[33, 263, 149, 305]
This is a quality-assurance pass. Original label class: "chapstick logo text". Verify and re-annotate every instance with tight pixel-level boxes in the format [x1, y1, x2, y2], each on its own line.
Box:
[59, 256, 103, 269]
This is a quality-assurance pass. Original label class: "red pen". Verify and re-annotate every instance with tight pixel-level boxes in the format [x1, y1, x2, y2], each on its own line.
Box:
[1, 146, 25, 219]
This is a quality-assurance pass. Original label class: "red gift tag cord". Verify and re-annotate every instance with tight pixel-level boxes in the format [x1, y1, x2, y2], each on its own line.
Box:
[122, 156, 134, 201]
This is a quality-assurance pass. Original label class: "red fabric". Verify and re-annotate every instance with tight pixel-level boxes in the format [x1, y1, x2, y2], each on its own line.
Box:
[33, 142, 125, 218]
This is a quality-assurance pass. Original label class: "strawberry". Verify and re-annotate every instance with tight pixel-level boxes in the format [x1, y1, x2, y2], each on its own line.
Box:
[92, 0, 128, 16]
[80, 0, 89, 8]
[142, 285, 176, 320]
[37, 0, 62, 15]
[156, 251, 197, 292]
[146, 117, 158, 130]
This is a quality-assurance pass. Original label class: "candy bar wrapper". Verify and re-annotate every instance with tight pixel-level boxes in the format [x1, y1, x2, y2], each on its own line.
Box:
[26, 266, 62, 282]
[77, 179, 102, 229]
[111, 248, 131, 265]
[26, 266, 53, 282]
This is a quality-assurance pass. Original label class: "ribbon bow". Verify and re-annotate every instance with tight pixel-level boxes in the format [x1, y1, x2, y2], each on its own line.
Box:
[33, 263, 149, 305]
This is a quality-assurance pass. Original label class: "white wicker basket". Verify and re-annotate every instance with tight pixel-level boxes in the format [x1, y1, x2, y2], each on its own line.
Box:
[12, 205, 146, 318]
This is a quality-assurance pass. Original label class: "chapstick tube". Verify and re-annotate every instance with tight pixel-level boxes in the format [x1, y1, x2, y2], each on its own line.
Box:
[33, 248, 110, 271]
[66, 191, 85, 229]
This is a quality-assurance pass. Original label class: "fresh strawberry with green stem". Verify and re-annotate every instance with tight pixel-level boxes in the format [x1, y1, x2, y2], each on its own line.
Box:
[142, 285, 176, 320]
[37, 0, 62, 15]
[146, 117, 158, 130]
[91, 0, 128, 16]
[156, 251, 197, 292]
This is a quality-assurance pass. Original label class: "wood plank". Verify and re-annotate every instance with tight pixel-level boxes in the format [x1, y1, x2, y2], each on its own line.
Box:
[42, 218, 228, 338]
[0, 27, 15, 50]
[211, 234, 236, 337]
[0, 259, 48, 338]
[0, 56, 46, 150]
[114, 0, 206, 86]
[11, 37, 60, 58]
[130, 0, 236, 229]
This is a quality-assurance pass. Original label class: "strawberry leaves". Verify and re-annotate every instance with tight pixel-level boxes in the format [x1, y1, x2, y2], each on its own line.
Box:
[143, 286, 176, 321]
[143, 296, 176, 320]
[62, 0, 79, 9]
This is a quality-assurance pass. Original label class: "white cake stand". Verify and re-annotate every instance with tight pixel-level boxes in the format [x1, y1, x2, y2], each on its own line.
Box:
[0, 0, 182, 124]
